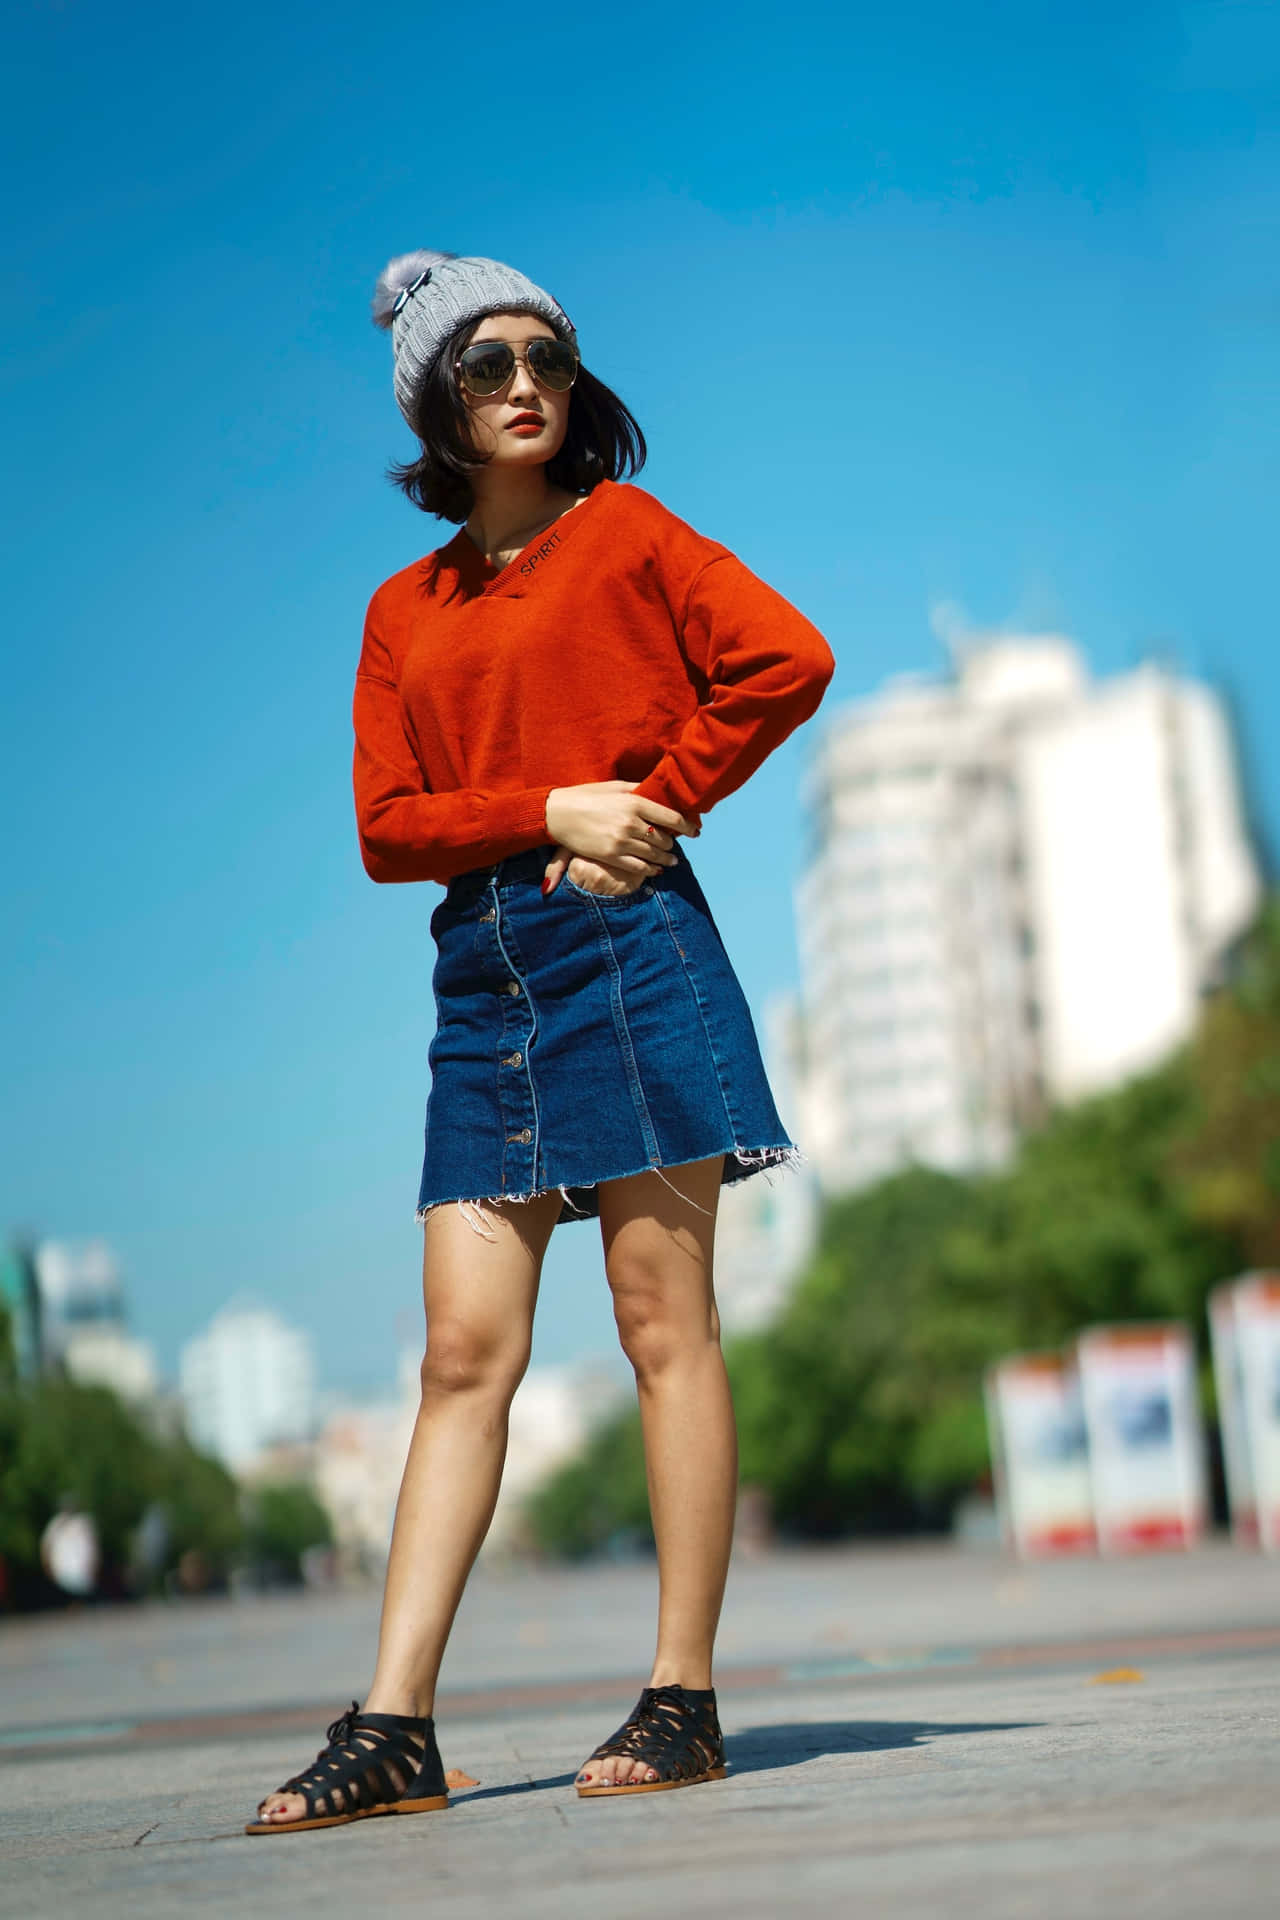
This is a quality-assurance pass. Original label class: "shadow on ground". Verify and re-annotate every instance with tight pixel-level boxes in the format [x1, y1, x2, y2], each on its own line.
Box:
[453, 1719, 1036, 1803]
[727, 1719, 1036, 1775]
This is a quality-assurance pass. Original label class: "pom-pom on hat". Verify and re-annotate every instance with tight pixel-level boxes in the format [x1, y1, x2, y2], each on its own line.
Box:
[372, 249, 576, 430]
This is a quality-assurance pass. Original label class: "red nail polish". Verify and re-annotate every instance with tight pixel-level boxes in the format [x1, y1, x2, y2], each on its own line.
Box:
[540, 876, 552, 895]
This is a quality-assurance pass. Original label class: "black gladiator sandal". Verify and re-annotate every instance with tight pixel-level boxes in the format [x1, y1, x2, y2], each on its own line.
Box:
[576, 1684, 726, 1798]
[245, 1701, 449, 1835]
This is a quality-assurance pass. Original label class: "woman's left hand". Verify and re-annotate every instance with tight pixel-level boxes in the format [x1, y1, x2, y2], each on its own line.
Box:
[542, 844, 661, 898]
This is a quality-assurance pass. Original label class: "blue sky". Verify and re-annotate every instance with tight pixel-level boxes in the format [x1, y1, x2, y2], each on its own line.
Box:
[3, 0, 1276, 1396]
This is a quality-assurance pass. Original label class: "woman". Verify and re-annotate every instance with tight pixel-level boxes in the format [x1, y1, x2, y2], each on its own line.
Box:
[248, 249, 833, 1833]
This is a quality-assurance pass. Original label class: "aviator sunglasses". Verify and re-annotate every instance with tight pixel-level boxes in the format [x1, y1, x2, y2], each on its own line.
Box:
[455, 337, 581, 397]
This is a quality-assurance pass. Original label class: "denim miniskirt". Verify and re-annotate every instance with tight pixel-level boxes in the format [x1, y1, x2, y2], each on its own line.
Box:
[417, 841, 797, 1229]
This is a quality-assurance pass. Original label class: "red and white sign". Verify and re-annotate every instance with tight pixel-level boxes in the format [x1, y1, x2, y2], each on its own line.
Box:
[1075, 1324, 1207, 1554]
[1214, 1273, 1280, 1552]
[985, 1353, 1095, 1557]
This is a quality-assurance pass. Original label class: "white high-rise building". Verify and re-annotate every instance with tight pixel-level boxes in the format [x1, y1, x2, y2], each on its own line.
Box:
[180, 1300, 315, 1472]
[794, 638, 1261, 1196]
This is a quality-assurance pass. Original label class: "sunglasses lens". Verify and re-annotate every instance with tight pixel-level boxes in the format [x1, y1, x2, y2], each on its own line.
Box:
[458, 343, 516, 394]
[527, 339, 579, 391]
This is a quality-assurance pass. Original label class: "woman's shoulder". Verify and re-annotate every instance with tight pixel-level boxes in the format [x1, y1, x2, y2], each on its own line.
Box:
[364, 532, 469, 628]
[591, 480, 729, 571]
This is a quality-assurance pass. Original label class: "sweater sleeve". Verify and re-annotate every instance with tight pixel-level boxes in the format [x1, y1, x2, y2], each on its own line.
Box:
[353, 666, 552, 885]
[632, 553, 835, 821]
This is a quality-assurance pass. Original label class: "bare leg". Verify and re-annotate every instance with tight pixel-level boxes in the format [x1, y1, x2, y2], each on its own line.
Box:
[256, 1189, 562, 1824]
[577, 1156, 733, 1788]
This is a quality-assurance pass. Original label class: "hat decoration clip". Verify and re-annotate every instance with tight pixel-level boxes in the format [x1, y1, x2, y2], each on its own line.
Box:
[393, 267, 432, 315]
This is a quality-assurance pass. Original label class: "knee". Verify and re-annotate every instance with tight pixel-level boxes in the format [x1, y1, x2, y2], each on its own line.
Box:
[420, 1321, 529, 1404]
[608, 1253, 718, 1382]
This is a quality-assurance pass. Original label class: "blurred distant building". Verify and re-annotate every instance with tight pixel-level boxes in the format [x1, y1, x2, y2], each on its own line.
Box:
[495, 1364, 620, 1548]
[34, 1239, 158, 1403]
[313, 1348, 621, 1562]
[180, 1299, 315, 1472]
[793, 638, 1261, 1195]
[313, 1345, 419, 1563]
[714, 996, 822, 1332]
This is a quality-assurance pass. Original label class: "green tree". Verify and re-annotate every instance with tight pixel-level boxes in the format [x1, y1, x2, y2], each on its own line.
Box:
[730, 1166, 990, 1533]
[243, 1482, 333, 1582]
[0, 1303, 16, 1390]
[152, 1439, 243, 1580]
[525, 1406, 651, 1559]
[949, 1060, 1231, 1346]
[0, 1380, 156, 1577]
[0, 1374, 249, 1606]
[1174, 901, 1280, 1268]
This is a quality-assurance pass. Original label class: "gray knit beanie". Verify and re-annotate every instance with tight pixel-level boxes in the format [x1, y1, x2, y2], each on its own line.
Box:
[371, 250, 577, 430]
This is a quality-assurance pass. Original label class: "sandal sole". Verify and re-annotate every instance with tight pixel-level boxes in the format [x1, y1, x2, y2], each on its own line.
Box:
[576, 1766, 726, 1798]
[244, 1794, 449, 1835]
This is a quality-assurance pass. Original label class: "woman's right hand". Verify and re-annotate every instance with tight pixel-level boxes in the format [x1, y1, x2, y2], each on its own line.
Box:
[544, 781, 697, 875]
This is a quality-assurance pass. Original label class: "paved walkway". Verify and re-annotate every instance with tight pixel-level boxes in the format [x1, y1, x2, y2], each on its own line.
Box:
[2, 1542, 1278, 1917]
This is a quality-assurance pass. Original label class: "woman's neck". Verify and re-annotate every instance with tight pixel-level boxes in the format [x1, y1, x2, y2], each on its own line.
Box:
[464, 471, 572, 566]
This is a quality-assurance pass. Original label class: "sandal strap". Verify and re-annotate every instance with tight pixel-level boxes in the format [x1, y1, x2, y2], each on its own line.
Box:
[586, 1685, 724, 1783]
[264, 1700, 440, 1820]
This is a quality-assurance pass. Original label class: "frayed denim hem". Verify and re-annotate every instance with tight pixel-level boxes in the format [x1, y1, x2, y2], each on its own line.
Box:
[416, 1143, 803, 1240]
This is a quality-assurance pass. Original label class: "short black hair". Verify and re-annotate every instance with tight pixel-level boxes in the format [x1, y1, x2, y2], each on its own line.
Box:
[388, 311, 646, 521]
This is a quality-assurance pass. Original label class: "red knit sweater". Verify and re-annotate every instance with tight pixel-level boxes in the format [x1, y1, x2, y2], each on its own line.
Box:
[353, 479, 834, 884]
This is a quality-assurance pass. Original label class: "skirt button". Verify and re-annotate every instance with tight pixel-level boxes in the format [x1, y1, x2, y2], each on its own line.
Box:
[504, 980, 521, 996]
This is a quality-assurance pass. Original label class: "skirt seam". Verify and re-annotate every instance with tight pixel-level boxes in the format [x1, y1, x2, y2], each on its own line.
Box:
[582, 892, 662, 1166]
[653, 889, 743, 1143]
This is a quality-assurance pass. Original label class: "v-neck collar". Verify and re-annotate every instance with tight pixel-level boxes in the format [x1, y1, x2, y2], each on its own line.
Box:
[442, 480, 609, 597]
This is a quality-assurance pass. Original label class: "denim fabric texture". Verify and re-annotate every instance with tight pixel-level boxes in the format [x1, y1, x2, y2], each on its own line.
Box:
[417, 841, 796, 1227]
